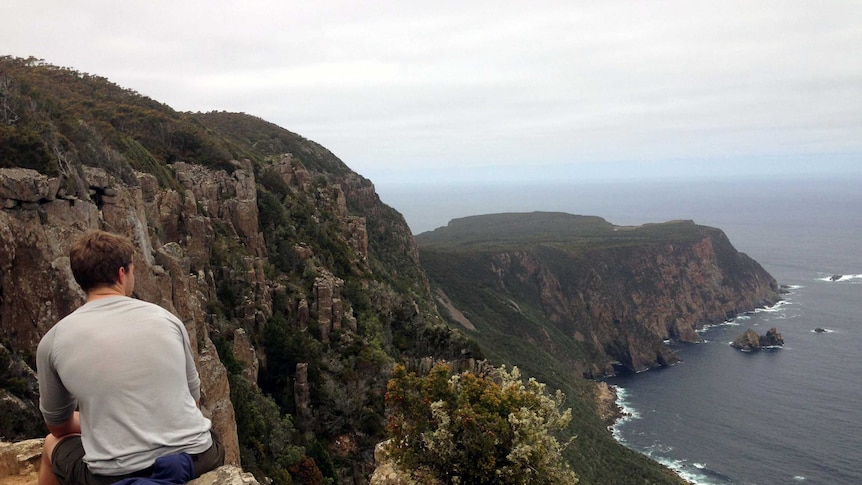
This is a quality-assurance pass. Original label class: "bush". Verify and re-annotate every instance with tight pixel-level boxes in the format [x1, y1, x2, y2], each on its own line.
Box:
[384, 363, 577, 484]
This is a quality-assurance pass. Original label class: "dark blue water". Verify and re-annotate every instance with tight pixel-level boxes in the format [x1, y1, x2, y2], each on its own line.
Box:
[377, 175, 862, 485]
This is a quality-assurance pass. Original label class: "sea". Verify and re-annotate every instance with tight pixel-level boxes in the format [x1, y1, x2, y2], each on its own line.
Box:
[375, 174, 862, 485]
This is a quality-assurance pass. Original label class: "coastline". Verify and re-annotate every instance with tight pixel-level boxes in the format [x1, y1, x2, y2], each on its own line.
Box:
[606, 383, 704, 485]
[593, 381, 625, 427]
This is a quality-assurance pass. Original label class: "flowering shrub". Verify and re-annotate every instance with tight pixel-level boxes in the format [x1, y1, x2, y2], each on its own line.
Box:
[385, 363, 578, 484]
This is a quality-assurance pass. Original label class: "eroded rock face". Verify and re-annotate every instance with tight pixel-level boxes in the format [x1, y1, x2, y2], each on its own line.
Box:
[0, 439, 43, 483]
[486, 236, 779, 374]
[0, 165, 266, 464]
[313, 271, 357, 343]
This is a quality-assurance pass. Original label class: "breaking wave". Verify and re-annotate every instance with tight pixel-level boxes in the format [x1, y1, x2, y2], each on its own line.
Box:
[816, 273, 862, 283]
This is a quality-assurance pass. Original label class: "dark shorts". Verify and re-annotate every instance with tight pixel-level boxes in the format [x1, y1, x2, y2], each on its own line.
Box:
[51, 432, 225, 485]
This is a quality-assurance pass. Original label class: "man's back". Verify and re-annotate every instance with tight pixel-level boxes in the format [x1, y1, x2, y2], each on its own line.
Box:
[38, 296, 212, 476]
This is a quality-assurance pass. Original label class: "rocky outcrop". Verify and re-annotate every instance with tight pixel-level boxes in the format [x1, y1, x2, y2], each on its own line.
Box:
[190, 465, 260, 485]
[0, 439, 42, 484]
[313, 272, 357, 343]
[731, 327, 784, 351]
[232, 329, 259, 386]
[369, 441, 442, 485]
[0, 166, 252, 461]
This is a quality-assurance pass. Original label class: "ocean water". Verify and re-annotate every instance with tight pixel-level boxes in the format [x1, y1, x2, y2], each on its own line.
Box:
[376, 175, 862, 485]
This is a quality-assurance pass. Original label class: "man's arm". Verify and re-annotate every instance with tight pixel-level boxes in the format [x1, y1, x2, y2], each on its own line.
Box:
[46, 411, 80, 438]
[37, 332, 79, 432]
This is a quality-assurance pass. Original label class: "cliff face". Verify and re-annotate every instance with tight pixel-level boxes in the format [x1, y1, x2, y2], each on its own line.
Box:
[0, 158, 446, 480]
[0, 163, 253, 462]
[418, 213, 781, 377]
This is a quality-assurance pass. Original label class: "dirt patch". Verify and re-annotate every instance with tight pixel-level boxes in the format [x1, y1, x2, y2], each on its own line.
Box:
[434, 289, 476, 330]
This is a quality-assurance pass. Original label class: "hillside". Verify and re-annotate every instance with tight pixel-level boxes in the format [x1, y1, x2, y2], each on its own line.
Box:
[1, 56, 708, 484]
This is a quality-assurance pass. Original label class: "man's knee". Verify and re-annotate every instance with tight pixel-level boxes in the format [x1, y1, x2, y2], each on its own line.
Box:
[42, 433, 60, 465]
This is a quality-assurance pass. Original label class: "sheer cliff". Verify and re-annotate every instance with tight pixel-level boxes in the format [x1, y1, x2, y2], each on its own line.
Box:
[417, 212, 780, 379]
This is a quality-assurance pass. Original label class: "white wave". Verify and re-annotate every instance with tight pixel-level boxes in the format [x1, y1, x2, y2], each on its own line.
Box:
[648, 456, 721, 485]
[817, 273, 862, 282]
[696, 320, 739, 334]
[611, 386, 641, 421]
[793, 476, 807, 481]
[698, 301, 791, 333]
[753, 299, 791, 313]
[645, 442, 674, 454]
[609, 385, 642, 442]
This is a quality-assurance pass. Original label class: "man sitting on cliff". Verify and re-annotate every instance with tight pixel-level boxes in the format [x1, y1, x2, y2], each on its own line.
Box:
[37, 230, 224, 485]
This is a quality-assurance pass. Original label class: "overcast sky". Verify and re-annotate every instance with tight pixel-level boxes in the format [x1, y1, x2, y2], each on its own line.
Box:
[3, 1, 861, 185]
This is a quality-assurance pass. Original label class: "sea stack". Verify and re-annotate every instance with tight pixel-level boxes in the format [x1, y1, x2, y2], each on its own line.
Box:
[731, 327, 784, 351]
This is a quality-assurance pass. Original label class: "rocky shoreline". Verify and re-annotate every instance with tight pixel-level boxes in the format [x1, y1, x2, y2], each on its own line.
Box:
[595, 381, 625, 427]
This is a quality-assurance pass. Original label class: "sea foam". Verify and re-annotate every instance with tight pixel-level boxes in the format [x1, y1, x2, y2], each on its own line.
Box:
[609, 385, 640, 442]
[817, 273, 862, 283]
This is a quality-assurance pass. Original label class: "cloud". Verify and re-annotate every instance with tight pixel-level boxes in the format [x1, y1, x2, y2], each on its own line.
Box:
[2, 0, 860, 183]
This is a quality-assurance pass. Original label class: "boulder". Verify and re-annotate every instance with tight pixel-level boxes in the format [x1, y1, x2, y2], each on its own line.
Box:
[731, 329, 762, 351]
[731, 327, 784, 351]
[189, 465, 260, 485]
[814, 327, 827, 333]
[0, 439, 43, 483]
[760, 327, 784, 347]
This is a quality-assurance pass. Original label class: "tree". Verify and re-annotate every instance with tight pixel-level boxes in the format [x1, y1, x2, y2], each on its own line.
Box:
[384, 363, 578, 484]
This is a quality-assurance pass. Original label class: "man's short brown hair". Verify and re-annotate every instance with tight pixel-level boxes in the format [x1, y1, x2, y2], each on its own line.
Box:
[69, 230, 134, 293]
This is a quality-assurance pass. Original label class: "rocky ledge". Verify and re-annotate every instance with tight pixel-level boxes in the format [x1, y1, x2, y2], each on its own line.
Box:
[731, 327, 784, 351]
[0, 440, 258, 485]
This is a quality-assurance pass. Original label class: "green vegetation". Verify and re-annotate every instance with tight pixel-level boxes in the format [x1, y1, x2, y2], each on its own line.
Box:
[0, 56, 237, 185]
[418, 212, 705, 254]
[385, 363, 578, 484]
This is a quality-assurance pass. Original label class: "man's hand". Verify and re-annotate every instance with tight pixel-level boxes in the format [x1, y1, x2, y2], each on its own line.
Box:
[46, 411, 81, 438]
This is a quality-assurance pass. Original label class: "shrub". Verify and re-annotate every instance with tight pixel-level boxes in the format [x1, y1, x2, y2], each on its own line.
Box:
[384, 363, 578, 484]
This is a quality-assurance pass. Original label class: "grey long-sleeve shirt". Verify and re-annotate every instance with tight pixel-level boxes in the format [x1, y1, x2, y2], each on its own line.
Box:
[37, 296, 212, 476]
